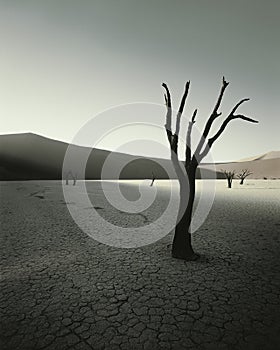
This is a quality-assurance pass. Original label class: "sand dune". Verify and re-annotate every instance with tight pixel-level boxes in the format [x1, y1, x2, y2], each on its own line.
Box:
[201, 157, 280, 179]
[0, 133, 279, 180]
[237, 150, 280, 162]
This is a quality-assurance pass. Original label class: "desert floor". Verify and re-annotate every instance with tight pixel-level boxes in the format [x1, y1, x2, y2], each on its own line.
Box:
[1, 180, 280, 350]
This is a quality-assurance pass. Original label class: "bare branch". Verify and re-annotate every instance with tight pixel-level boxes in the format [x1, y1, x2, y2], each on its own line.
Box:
[232, 114, 257, 123]
[222, 169, 235, 178]
[197, 96, 258, 162]
[175, 81, 190, 136]
[230, 98, 250, 115]
[236, 169, 252, 179]
[215, 76, 229, 108]
[193, 77, 229, 162]
[203, 77, 229, 136]
[209, 114, 258, 148]
[162, 83, 173, 146]
[191, 109, 197, 123]
[162, 83, 171, 107]
[185, 109, 197, 166]
[161, 82, 192, 178]
[169, 81, 191, 155]
[198, 114, 258, 162]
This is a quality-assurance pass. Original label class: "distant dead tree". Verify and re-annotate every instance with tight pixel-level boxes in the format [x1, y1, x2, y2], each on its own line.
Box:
[65, 171, 77, 186]
[236, 169, 252, 185]
[70, 171, 79, 186]
[73, 172, 78, 186]
[150, 172, 156, 186]
[65, 171, 71, 185]
[162, 77, 258, 260]
[222, 169, 235, 188]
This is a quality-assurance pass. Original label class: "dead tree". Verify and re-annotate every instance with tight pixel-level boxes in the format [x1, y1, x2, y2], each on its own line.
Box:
[150, 172, 156, 187]
[222, 170, 235, 188]
[162, 77, 258, 260]
[65, 171, 71, 185]
[73, 172, 78, 186]
[236, 169, 252, 185]
[65, 171, 77, 185]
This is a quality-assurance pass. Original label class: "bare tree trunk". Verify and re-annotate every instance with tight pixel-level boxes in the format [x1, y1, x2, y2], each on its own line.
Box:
[172, 164, 199, 260]
[240, 178, 244, 185]
[228, 178, 232, 188]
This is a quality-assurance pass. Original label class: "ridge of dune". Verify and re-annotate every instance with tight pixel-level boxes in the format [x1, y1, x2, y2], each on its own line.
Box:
[0, 133, 279, 180]
[237, 151, 280, 162]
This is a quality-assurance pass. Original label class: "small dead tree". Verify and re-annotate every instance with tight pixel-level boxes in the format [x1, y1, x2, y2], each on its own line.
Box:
[222, 170, 235, 188]
[150, 172, 156, 187]
[65, 171, 71, 185]
[162, 77, 258, 260]
[73, 172, 78, 186]
[65, 171, 77, 185]
[236, 169, 252, 185]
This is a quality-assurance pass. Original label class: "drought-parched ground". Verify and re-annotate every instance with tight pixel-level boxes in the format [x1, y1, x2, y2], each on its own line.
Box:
[1, 180, 280, 350]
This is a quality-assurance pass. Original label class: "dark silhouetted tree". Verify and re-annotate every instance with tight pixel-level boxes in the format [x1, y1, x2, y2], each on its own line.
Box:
[222, 170, 235, 188]
[162, 77, 258, 260]
[236, 169, 252, 185]
[150, 172, 156, 187]
[65, 171, 77, 186]
[65, 171, 71, 185]
[72, 172, 78, 186]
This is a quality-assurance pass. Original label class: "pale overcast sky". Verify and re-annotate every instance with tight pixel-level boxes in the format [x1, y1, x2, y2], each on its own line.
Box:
[0, 0, 279, 161]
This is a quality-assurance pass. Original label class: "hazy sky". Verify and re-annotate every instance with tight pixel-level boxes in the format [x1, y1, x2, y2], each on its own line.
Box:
[0, 0, 279, 161]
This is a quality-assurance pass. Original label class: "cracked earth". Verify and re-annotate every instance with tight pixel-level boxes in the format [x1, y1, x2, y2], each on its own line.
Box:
[1, 181, 280, 349]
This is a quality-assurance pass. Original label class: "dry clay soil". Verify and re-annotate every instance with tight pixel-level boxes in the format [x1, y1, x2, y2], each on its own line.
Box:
[1, 180, 280, 350]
